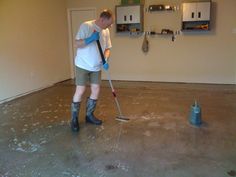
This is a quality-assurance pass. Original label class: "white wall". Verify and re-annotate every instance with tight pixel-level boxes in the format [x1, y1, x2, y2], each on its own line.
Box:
[67, 0, 236, 84]
[0, 0, 71, 102]
[0, 0, 235, 103]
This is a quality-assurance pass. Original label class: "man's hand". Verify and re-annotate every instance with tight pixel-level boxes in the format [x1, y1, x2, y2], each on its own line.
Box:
[103, 63, 109, 70]
[84, 32, 99, 45]
[103, 58, 109, 70]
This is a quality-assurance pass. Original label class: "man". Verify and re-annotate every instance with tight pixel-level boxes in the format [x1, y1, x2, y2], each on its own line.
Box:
[71, 9, 114, 132]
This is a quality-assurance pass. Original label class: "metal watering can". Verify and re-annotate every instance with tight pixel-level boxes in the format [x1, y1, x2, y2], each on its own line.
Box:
[189, 101, 202, 126]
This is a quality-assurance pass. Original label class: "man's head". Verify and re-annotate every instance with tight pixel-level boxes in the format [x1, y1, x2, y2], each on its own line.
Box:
[96, 9, 114, 29]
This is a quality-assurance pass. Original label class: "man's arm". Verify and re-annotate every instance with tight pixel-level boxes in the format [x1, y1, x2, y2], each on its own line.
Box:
[75, 31, 100, 48]
[75, 39, 86, 48]
[102, 48, 111, 70]
[104, 48, 111, 60]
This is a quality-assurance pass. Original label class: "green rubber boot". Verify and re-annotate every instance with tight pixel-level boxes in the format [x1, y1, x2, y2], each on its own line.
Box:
[71, 102, 80, 132]
[85, 98, 102, 125]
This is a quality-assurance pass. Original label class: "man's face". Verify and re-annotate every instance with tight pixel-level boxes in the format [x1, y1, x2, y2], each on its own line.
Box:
[101, 17, 113, 29]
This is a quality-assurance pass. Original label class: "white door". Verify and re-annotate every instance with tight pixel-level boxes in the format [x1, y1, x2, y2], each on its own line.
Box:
[182, 3, 197, 21]
[182, 2, 211, 22]
[196, 2, 211, 21]
[128, 5, 141, 23]
[67, 8, 96, 78]
[116, 6, 129, 24]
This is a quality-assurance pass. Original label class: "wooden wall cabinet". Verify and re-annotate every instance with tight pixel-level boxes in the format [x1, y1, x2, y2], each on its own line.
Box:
[182, 1, 211, 31]
[116, 5, 144, 34]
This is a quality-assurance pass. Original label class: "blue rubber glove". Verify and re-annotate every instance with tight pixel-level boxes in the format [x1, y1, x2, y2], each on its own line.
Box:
[84, 32, 99, 45]
[103, 62, 109, 70]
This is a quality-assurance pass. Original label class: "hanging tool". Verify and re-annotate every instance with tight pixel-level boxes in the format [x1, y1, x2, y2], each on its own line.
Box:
[142, 32, 149, 53]
[95, 37, 129, 122]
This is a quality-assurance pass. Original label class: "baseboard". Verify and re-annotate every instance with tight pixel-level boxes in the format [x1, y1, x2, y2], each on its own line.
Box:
[0, 84, 54, 105]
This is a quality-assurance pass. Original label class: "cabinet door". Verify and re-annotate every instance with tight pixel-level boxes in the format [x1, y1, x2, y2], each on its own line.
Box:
[116, 6, 129, 24]
[182, 3, 197, 21]
[116, 5, 141, 24]
[127, 5, 141, 23]
[196, 2, 211, 21]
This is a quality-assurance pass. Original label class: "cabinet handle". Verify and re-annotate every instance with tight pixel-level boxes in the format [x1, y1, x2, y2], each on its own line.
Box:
[191, 12, 194, 19]
[124, 15, 127, 21]
[130, 15, 132, 21]
[198, 12, 201, 18]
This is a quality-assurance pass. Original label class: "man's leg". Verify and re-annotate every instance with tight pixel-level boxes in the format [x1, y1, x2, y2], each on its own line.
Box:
[71, 86, 86, 132]
[73, 85, 86, 103]
[85, 71, 102, 125]
[71, 67, 88, 132]
[89, 84, 100, 100]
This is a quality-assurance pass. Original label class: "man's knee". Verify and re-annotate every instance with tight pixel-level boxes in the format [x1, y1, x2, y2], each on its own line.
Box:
[75, 86, 86, 96]
[90, 84, 100, 98]
[91, 84, 100, 92]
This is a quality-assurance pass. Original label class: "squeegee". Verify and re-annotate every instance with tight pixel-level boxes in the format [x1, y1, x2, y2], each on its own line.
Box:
[96, 38, 129, 122]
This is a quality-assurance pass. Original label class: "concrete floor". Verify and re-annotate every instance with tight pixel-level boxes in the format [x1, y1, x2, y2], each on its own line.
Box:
[0, 80, 236, 177]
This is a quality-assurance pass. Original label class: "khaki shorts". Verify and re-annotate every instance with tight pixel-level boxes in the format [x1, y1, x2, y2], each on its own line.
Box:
[75, 66, 101, 86]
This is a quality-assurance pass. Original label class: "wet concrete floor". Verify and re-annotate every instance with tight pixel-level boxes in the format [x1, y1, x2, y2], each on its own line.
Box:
[0, 80, 236, 177]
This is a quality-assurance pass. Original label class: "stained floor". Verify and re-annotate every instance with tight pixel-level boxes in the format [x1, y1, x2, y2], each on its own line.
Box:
[0, 80, 236, 177]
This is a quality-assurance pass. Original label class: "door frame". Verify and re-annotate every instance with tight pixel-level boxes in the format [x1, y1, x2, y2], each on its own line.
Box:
[67, 8, 97, 78]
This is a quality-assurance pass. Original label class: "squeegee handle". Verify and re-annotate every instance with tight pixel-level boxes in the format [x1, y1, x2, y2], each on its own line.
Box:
[94, 30, 106, 65]
[96, 40, 106, 65]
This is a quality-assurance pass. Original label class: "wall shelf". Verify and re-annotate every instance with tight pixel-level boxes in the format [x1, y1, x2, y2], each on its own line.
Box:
[147, 4, 178, 12]
[145, 30, 178, 42]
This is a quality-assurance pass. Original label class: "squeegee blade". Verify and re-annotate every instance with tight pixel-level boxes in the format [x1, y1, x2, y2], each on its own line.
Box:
[116, 116, 129, 122]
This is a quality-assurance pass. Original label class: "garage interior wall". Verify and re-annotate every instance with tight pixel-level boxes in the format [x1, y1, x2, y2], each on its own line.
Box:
[0, 0, 71, 102]
[0, 0, 235, 103]
[67, 0, 236, 84]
